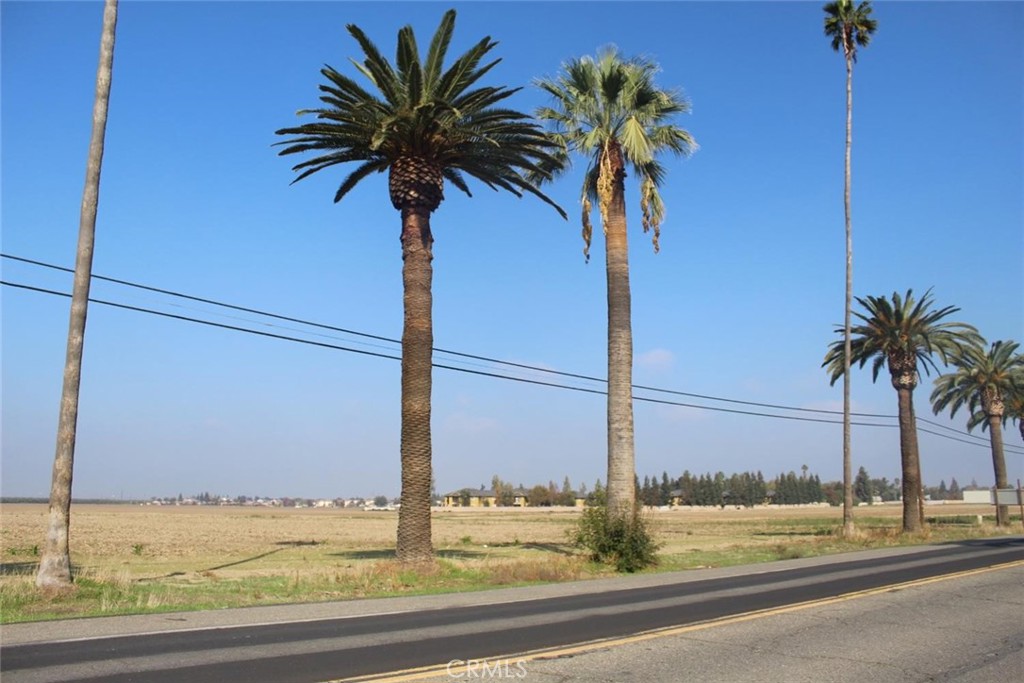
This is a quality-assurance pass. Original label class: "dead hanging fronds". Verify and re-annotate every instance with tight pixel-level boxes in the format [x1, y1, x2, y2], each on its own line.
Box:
[581, 193, 593, 263]
[639, 175, 664, 253]
[596, 145, 616, 229]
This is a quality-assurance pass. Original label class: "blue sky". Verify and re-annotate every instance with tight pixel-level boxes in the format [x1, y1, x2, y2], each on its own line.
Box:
[2, 1, 1021, 500]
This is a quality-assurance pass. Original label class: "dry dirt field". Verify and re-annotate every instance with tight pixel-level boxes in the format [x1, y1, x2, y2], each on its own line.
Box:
[1, 502, 1014, 622]
[0, 501, 1003, 579]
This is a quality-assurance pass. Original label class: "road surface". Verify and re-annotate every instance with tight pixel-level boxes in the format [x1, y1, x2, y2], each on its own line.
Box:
[2, 537, 1021, 682]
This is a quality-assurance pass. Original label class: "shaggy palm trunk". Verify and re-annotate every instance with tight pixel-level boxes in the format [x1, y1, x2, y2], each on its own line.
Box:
[603, 162, 636, 519]
[896, 386, 923, 533]
[37, 0, 118, 589]
[987, 415, 1010, 527]
[841, 51, 856, 538]
[395, 206, 435, 563]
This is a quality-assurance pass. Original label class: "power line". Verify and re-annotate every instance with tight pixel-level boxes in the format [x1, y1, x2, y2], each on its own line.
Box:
[6, 278, 1021, 456]
[0, 253, 917, 420]
[2, 252, 1012, 449]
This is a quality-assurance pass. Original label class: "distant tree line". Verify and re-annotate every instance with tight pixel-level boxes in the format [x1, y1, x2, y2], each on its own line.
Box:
[851, 466, 971, 505]
[636, 470, 827, 508]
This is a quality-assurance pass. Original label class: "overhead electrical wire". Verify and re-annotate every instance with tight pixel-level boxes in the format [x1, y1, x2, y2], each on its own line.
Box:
[0, 280, 890, 426]
[6, 274, 1015, 456]
[4, 252, 1016, 452]
[0, 253, 942, 421]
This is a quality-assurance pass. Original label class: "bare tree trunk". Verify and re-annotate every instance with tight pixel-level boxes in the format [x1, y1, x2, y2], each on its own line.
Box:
[988, 415, 1010, 527]
[604, 165, 636, 519]
[36, 0, 118, 589]
[396, 207, 434, 564]
[912, 398, 927, 530]
[897, 387, 923, 533]
[841, 53, 856, 538]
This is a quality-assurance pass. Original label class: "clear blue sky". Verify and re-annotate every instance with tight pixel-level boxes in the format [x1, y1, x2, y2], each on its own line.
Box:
[2, 1, 1021, 500]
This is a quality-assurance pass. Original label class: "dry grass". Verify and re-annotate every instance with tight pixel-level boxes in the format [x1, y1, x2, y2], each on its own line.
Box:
[0, 502, 1013, 623]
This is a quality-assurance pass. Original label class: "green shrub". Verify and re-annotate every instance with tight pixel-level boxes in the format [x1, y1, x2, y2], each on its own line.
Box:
[570, 505, 660, 572]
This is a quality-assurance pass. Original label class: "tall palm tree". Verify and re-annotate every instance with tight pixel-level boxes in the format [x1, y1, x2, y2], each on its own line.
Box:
[533, 48, 696, 519]
[276, 10, 565, 563]
[931, 340, 1024, 527]
[823, 0, 877, 538]
[823, 289, 981, 533]
[36, 0, 119, 590]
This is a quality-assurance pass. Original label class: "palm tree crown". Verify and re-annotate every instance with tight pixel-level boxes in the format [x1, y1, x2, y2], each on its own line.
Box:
[824, 0, 878, 62]
[931, 340, 1024, 432]
[534, 47, 696, 260]
[824, 288, 982, 390]
[275, 9, 565, 218]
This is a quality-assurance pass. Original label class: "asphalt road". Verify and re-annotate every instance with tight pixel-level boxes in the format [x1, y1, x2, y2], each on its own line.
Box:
[431, 560, 1024, 683]
[2, 537, 1022, 683]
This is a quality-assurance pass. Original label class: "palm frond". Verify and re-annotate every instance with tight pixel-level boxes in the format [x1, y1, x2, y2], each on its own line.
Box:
[346, 22, 403, 105]
[423, 9, 455, 91]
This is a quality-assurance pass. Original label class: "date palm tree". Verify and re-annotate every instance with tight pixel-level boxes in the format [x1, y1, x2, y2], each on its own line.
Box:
[275, 10, 564, 563]
[534, 48, 696, 519]
[1008, 394, 1024, 443]
[823, 0, 877, 538]
[36, 0, 119, 589]
[931, 340, 1024, 526]
[824, 289, 981, 533]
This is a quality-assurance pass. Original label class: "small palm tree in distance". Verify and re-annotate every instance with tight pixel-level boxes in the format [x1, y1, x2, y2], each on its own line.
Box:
[824, 288, 981, 533]
[931, 339, 1024, 526]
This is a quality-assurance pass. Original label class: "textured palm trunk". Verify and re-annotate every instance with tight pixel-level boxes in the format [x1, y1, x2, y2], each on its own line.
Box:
[841, 52, 856, 538]
[895, 386, 923, 533]
[602, 151, 636, 519]
[395, 206, 434, 564]
[37, 0, 118, 589]
[987, 415, 1009, 527]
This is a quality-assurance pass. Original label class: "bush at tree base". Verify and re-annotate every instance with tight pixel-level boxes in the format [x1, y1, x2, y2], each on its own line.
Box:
[570, 505, 660, 572]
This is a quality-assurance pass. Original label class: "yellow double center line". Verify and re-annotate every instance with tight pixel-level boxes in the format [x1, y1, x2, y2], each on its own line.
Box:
[328, 559, 1024, 683]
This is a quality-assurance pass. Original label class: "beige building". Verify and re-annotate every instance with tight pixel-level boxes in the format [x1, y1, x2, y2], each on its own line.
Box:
[442, 488, 585, 507]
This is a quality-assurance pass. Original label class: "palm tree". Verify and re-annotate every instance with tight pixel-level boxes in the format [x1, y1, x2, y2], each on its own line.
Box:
[533, 48, 695, 519]
[823, 289, 981, 533]
[36, 0, 119, 590]
[823, 0, 878, 538]
[931, 340, 1024, 526]
[275, 10, 565, 563]
[1007, 394, 1024, 443]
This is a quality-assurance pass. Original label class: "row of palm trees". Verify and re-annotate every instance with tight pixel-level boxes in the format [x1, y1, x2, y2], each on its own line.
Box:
[35, 3, 1014, 587]
[274, 10, 695, 562]
[822, 1, 1021, 536]
[824, 289, 1024, 532]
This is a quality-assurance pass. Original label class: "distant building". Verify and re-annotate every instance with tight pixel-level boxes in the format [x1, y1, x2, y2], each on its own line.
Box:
[962, 489, 994, 504]
[442, 487, 584, 507]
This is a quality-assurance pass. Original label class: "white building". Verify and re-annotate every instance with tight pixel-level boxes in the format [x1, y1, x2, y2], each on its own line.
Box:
[962, 489, 993, 504]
